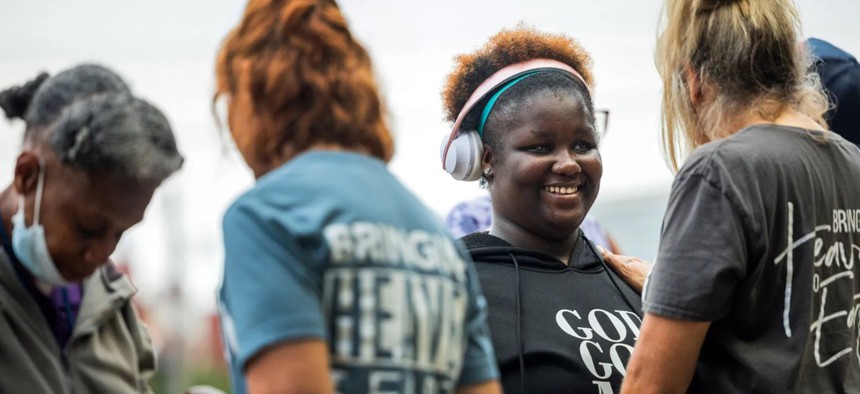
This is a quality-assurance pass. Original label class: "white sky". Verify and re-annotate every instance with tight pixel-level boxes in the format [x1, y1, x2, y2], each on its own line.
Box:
[1, 0, 858, 318]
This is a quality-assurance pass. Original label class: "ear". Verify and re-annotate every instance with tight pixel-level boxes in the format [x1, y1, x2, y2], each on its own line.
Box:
[685, 63, 702, 107]
[13, 151, 41, 196]
[480, 143, 494, 180]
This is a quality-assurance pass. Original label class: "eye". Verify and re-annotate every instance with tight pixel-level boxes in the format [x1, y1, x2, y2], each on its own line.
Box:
[524, 144, 552, 154]
[572, 141, 595, 153]
[78, 224, 105, 240]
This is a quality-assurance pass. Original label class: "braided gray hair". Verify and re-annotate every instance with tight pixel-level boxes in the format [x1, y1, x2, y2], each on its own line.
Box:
[0, 64, 183, 181]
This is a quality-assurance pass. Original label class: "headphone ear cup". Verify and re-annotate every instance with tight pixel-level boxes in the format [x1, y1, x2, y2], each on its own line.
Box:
[443, 131, 484, 181]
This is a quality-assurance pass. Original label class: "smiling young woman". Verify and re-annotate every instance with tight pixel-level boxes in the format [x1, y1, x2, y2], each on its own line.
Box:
[487, 91, 602, 249]
[439, 25, 644, 394]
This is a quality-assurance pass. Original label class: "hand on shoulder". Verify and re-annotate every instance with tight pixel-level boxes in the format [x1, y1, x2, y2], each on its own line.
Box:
[598, 246, 652, 294]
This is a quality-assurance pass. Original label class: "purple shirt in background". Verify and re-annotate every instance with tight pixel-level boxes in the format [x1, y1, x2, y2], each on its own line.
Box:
[445, 194, 611, 249]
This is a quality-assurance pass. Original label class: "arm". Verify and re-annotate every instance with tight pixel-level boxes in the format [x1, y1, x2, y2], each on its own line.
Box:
[621, 313, 710, 394]
[117, 289, 157, 393]
[456, 380, 502, 394]
[220, 200, 329, 394]
[131, 308, 158, 394]
[599, 246, 652, 294]
[622, 164, 746, 392]
[245, 339, 334, 394]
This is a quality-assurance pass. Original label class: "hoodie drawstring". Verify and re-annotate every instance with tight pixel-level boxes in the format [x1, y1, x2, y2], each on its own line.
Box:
[509, 253, 526, 394]
[582, 235, 639, 313]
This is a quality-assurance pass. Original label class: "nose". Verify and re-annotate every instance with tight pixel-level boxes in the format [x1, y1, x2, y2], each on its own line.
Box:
[552, 151, 581, 176]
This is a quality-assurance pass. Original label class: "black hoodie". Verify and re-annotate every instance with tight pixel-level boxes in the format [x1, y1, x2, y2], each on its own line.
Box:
[461, 231, 642, 394]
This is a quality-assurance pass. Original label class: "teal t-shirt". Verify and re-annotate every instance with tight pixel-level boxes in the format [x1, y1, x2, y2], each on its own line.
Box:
[218, 151, 498, 393]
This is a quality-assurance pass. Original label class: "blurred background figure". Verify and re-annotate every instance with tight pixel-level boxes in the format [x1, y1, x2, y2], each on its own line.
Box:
[213, 0, 501, 393]
[808, 37, 860, 146]
[446, 194, 623, 253]
[0, 64, 183, 393]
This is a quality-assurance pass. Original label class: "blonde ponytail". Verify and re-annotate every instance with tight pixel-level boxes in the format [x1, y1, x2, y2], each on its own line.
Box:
[656, 0, 827, 171]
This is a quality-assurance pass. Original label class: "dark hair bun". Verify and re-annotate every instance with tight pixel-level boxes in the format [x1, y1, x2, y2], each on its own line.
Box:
[0, 72, 50, 120]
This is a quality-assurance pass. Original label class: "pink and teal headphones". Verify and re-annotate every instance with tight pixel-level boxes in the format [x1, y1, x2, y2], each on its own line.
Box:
[440, 58, 590, 181]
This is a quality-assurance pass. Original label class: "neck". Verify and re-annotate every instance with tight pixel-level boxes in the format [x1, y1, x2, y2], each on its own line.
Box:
[254, 142, 372, 179]
[725, 108, 825, 137]
[768, 109, 826, 131]
[489, 215, 578, 265]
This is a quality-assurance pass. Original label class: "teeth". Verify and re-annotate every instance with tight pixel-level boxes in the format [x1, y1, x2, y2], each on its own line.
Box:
[545, 186, 579, 195]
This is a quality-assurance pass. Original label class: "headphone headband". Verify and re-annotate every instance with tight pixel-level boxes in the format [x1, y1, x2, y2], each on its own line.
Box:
[441, 59, 588, 169]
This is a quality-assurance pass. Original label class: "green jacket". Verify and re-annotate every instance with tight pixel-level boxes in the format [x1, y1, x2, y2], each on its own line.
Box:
[0, 249, 156, 393]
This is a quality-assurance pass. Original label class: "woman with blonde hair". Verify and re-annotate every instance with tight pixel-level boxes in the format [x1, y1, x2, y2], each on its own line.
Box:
[214, 1, 500, 393]
[622, 0, 860, 392]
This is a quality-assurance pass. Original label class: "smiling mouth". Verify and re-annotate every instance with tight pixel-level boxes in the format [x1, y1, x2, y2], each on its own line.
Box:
[544, 186, 579, 195]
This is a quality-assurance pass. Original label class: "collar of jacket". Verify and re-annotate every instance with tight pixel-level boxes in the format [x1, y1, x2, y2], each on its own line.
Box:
[72, 262, 137, 340]
[0, 248, 58, 348]
[0, 250, 137, 350]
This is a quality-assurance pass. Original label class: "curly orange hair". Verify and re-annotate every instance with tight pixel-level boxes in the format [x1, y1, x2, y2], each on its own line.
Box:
[215, 0, 393, 170]
[441, 24, 594, 123]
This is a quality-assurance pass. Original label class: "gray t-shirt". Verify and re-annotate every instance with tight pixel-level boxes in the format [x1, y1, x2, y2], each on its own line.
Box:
[644, 124, 860, 393]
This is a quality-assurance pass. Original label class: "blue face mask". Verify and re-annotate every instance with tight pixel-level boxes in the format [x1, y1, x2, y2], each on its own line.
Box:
[11, 162, 69, 286]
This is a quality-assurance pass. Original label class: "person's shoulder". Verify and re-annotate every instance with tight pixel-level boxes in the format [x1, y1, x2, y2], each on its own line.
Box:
[459, 232, 511, 250]
[222, 182, 296, 233]
[224, 186, 266, 222]
[679, 125, 792, 178]
[692, 125, 778, 158]
[290, 150, 388, 177]
[223, 162, 321, 221]
[675, 141, 724, 182]
[725, 124, 859, 162]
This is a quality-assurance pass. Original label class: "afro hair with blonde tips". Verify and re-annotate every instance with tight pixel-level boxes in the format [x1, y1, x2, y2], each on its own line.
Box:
[441, 24, 595, 124]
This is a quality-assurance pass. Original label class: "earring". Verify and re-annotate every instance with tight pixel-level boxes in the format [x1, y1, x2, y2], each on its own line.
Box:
[483, 167, 493, 176]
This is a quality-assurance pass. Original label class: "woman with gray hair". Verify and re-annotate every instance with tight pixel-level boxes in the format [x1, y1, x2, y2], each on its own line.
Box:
[0, 64, 183, 393]
[621, 0, 860, 392]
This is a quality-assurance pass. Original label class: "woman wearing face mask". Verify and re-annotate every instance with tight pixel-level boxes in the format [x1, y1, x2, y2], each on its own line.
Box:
[439, 26, 644, 393]
[0, 64, 183, 393]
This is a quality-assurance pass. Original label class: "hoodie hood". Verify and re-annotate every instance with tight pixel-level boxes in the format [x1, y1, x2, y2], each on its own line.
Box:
[461, 231, 604, 272]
